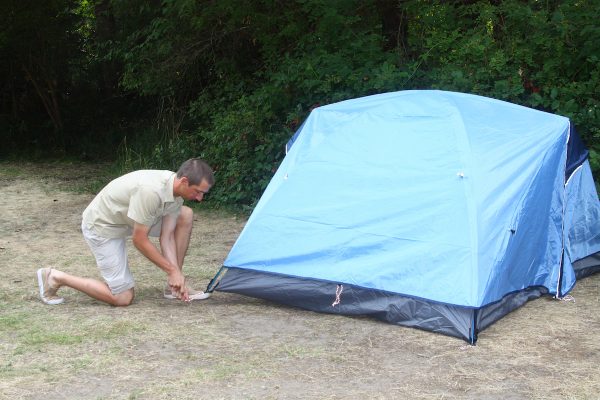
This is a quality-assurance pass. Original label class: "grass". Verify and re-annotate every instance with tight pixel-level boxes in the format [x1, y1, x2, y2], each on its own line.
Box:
[1, 161, 600, 399]
[0, 159, 118, 194]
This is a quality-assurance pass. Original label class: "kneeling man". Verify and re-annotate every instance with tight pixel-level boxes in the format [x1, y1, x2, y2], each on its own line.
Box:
[37, 158, 214, 306]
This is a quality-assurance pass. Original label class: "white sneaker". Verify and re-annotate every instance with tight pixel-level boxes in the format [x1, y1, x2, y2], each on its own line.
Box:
[36, 267, 64, 305]
[163, 285, 211, 300]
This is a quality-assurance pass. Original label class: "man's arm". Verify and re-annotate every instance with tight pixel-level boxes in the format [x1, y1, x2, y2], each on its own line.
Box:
[131, 222, 189, 301]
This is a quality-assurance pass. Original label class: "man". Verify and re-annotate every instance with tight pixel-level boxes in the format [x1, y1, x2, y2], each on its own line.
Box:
[36, 158, 214, 306]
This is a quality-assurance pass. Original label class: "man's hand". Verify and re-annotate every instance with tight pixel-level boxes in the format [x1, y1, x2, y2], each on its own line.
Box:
[168, 270, 189, 302]
[132, 222, 190, 302]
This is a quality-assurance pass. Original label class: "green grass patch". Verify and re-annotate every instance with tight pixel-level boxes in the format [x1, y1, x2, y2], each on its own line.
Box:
[21, 328, 84, 346]
[0, 163, 23, 177]
[76, 315, 148, 340]
[0, 160, 120, 194]
[0, 314, 27, 330]
[191, 355, 272, 381]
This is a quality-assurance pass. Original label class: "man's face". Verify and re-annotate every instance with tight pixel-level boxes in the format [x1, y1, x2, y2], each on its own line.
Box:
[183, 178, 211, 202]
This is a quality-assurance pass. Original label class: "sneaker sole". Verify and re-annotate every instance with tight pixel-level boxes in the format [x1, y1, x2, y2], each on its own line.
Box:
[189, 292, 211, 300]
[37, 268, 64, 305]
[164, 292, 211, 300]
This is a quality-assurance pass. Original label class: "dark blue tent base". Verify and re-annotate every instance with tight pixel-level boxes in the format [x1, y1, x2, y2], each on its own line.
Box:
[207, 265, 600, 344]
[573, 253, 600, 279]
[208, 254, 600, 343]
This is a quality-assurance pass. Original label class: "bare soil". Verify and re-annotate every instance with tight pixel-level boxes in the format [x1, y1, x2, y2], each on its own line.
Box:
[1, 161, 599, 400]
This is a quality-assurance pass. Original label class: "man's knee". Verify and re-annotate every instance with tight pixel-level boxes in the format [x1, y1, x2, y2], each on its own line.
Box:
[177, 206, 194, 226]
[112, 288, 135, 307]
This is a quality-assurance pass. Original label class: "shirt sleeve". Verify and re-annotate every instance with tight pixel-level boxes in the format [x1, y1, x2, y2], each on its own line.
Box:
[163, 198, 184, 217]
[127, 186, 163, 226]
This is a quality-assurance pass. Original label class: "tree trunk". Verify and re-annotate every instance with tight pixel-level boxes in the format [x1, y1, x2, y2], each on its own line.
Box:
[94, 0, 119, 98]
[22, 63, 63, 132]
[377, 0, 408, 55]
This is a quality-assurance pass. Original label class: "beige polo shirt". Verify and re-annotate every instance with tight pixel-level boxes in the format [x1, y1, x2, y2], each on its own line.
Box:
[82, 170, 184, 238]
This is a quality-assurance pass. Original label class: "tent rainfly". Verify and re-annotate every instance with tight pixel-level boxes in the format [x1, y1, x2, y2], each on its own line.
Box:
[207, 90, 600, 343]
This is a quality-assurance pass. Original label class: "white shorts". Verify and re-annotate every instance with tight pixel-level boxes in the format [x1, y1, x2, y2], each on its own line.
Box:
[81, 222, 135, 295]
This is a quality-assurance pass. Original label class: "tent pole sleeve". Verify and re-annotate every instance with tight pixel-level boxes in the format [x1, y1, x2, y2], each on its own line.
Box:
[470, 309, 478, 345]
[206, 266, 229, 293]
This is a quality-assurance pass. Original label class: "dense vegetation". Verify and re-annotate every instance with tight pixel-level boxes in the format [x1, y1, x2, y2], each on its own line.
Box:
[2, 0, 599, 206]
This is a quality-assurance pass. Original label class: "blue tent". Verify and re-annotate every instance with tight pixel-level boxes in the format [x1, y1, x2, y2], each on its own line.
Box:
[207, 90, 600, 343]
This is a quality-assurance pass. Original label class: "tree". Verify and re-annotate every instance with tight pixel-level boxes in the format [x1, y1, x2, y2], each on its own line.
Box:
[0, 0, 86, 153]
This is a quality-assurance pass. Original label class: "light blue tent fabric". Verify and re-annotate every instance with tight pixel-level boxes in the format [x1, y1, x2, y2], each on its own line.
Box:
[211, 90, 600, 342]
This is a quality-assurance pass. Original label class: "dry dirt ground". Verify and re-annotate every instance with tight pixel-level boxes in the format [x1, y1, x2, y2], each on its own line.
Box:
[1, 161, 600, 400]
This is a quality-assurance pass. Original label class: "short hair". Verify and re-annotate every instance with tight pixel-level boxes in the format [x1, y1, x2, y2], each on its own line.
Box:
[176, 158, 214, 186]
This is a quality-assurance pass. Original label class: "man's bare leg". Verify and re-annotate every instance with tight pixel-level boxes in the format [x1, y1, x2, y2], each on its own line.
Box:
[174, 206, 194, 270]
[46, 268, 134, 306]
[161, 206, 209, 300]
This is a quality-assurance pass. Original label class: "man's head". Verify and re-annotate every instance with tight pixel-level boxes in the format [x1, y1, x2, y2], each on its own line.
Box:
[176, 158, 214, 201]
[177, 158, 214, 186]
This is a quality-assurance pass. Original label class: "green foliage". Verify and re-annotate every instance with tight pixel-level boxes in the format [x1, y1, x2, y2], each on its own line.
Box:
[401, 0, 600, 152]
[3, 0, 600, 207]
